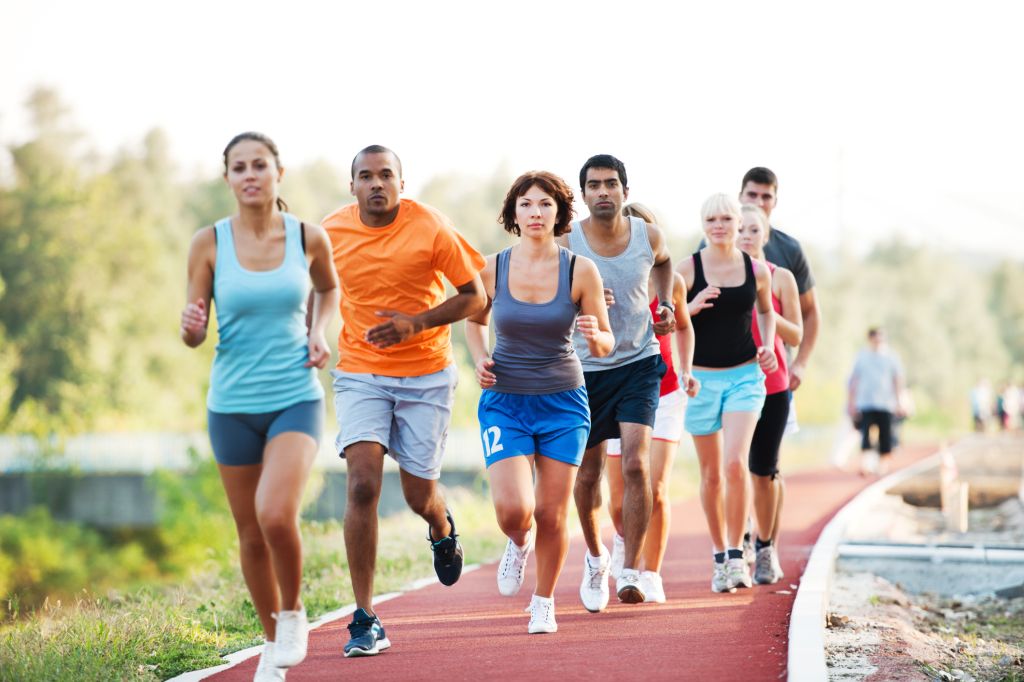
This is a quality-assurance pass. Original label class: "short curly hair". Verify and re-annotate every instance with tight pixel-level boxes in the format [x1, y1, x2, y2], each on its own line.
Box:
[498, 171, 576, 237]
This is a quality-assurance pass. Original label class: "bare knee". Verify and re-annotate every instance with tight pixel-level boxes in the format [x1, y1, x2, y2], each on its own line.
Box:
[620, 456, 648, 486]
[348, 474, 382, 509]
[237, 523, 268, 557]
[724, 457, 746, 485]
[651, 479, 670, 510]
[257, 508, 297, 545]
[534, 504, 565, 535]
[494, 501, 533, 534]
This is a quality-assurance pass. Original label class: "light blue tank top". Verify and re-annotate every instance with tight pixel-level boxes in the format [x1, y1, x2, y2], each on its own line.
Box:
[206, 214, 324, 413]
[568, 216, 659, 370]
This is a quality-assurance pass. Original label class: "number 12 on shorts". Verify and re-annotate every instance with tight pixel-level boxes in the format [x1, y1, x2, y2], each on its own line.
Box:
[481, 426, 504, 459]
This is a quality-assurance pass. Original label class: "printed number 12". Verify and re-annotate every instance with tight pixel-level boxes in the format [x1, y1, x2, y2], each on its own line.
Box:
[482, 426, 504, 458]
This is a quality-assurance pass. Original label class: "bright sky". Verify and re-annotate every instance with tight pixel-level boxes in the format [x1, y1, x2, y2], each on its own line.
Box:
[4, 0, 1023, 257]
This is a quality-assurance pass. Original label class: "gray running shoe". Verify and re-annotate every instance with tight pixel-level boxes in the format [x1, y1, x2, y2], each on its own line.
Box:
[711, 561, 734, 593]
[725, 557, 753, 589]
[754, 545, 781, 585]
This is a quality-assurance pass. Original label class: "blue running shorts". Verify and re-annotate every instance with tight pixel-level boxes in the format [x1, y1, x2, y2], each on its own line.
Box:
[477, 386, 590, 467]
[685, 363, 766, 436]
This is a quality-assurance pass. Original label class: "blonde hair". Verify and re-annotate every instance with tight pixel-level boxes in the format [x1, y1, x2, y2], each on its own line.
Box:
[623, 202, 658, 224]
[741, 204, 769, 229]
[700, 193, 742, 222]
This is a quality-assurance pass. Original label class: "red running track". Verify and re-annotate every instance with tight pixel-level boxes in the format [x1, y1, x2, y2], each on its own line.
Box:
[210, 445, 933, 682]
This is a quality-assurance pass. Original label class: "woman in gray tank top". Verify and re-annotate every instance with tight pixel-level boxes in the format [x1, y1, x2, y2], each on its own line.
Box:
[465, 171, 613, 635]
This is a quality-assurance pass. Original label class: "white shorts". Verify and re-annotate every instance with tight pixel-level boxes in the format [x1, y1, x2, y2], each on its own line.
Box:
[785, 394, 800, 435]
[606, 388, 686, 456]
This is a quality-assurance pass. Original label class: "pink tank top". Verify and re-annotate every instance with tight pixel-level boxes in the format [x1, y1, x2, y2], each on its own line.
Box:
[750, 263, 789, 395]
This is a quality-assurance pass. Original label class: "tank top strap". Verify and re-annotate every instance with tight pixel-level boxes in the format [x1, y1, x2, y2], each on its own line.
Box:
[282, 213, 307, 268]
[742, 251, 755, 288]
[494, 247, 512, 300]
[692, 251, 707, 290]
[556, 246, 572, 300]
[214, 218, 238, 272]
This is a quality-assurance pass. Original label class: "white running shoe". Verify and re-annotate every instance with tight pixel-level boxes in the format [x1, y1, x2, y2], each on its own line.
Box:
[609, 533, 625, 579]
[754, 545, 782, 585]
[725, 557, 753, 589]
[255, 642, 287, 681]
[711, 562, 734, 593]
[527, 594, 557, 634]
[616, 568, 646, 604]
[579, 549, 610, 612]
[272, 609, 308, 668]
[496, 535, 532, 597]
[641, 571, 666, 603]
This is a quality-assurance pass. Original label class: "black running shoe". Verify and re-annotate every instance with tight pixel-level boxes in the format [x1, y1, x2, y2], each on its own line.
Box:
[344, 608, 391, 658]
[428, 509, 464, 586]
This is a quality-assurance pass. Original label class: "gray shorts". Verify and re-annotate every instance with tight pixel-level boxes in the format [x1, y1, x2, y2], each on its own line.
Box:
[331, 364, 458, 480]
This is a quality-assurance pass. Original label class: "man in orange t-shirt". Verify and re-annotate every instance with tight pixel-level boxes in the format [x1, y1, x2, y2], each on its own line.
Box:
[322, 145, 486, 658]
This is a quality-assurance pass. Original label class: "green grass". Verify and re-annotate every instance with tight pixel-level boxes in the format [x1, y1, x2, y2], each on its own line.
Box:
[0, 487, 507, 681]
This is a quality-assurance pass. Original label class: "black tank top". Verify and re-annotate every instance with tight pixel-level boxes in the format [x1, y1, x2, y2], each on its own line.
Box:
[687, 251, 757, 368]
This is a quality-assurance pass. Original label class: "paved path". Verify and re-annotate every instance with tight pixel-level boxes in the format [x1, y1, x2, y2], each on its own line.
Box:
[211, 445, 934, 681]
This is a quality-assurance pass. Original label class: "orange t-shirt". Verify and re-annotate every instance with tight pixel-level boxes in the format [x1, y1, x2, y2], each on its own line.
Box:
[322, 198, 485, 376]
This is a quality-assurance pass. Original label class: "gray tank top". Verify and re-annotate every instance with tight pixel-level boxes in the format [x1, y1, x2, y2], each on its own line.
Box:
[488, 247, 584, 395]
[568, 216, 659, 370]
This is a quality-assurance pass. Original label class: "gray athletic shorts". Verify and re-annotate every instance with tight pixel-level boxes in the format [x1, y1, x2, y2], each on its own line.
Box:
[331, 364, 458, 480]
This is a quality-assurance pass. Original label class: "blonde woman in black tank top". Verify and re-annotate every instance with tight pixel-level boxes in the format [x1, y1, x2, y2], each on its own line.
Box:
[677, 193, 777, 593]
[465, 172, 613, 634]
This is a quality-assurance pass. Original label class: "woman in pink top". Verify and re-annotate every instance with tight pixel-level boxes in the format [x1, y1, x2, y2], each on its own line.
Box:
[736, 204, 803, 585]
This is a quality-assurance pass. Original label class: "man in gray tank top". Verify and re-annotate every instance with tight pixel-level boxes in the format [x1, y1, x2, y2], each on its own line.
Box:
[557, 154, 676, 610]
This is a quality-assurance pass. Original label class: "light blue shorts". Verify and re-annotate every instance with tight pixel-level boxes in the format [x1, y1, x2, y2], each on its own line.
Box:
[331, 364, 458, 480]
[684, 363, 766, 436]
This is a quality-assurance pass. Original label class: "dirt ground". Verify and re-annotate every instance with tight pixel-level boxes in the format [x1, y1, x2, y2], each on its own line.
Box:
[826, 570, 1024, 681]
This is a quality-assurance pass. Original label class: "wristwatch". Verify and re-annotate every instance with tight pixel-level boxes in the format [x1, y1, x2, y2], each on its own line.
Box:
[661, 302, 675, 314]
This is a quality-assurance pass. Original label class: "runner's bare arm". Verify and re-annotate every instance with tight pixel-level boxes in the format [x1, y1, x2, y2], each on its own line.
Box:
[791, 287, 820, 390]
[572, 256, 614, 358]
[465, 256, 497, 387]
[304, 224, 341, 369]
[365, 273, 486, 349]
[671, 272, 699, 397]
[181, 227, 215, 348]
[753, 261, 778, 374]
[774, 268, 803, 348]
[646, 223, 676, 335]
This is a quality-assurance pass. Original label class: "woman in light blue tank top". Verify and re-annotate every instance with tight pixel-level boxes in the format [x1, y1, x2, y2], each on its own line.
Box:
[464, 171, 613, 634]
[180, 132, 339, 673]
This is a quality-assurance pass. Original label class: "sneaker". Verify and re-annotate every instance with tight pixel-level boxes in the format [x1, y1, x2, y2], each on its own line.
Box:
[771, 543, 785, 580]
[344, 608, 391, 658]
[428, 510, 464, 586]
[754, 546, 782, 585]
[725, 557, 753, 589]
[527, 595, 557, 634]
[641, 571, 666, 603]
[254, 642, 286, 681]
[496, 535, 532, 597]
[711, 561, 734, 593]
[742, 530, 755, 565]
[609, 533, 625, 579]
[271, 609, 308, 668]
[616, 568, 646, 604]
[579, 550, 610, 612]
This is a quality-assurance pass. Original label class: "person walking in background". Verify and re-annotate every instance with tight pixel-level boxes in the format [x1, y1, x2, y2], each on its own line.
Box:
[322, 146, 486, 657]
[180, 132, 340, 681]
[970, 379, 993, 432]
[681, 193, 777, 594]
[847, 327, 906, 476]
[736, 204, 802, 585]
[559, 154, 677, 610]
[604, 202, 699, 604]
[465, 171, 613, 633]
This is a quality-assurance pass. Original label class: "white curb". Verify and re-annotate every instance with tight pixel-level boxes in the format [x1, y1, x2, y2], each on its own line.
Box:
[786, 452, 943, 681]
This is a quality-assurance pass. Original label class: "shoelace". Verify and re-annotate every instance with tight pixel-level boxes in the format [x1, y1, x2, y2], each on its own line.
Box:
[347, 618, 377, 637]
[756, 550, 772, 575]
[586, 560, 605, 590]
[500, 543, 527, 579]
[530, 600, 553, 623]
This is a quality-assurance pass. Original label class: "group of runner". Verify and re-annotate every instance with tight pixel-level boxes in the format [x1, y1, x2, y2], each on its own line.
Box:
[181, 137, 819, 680]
